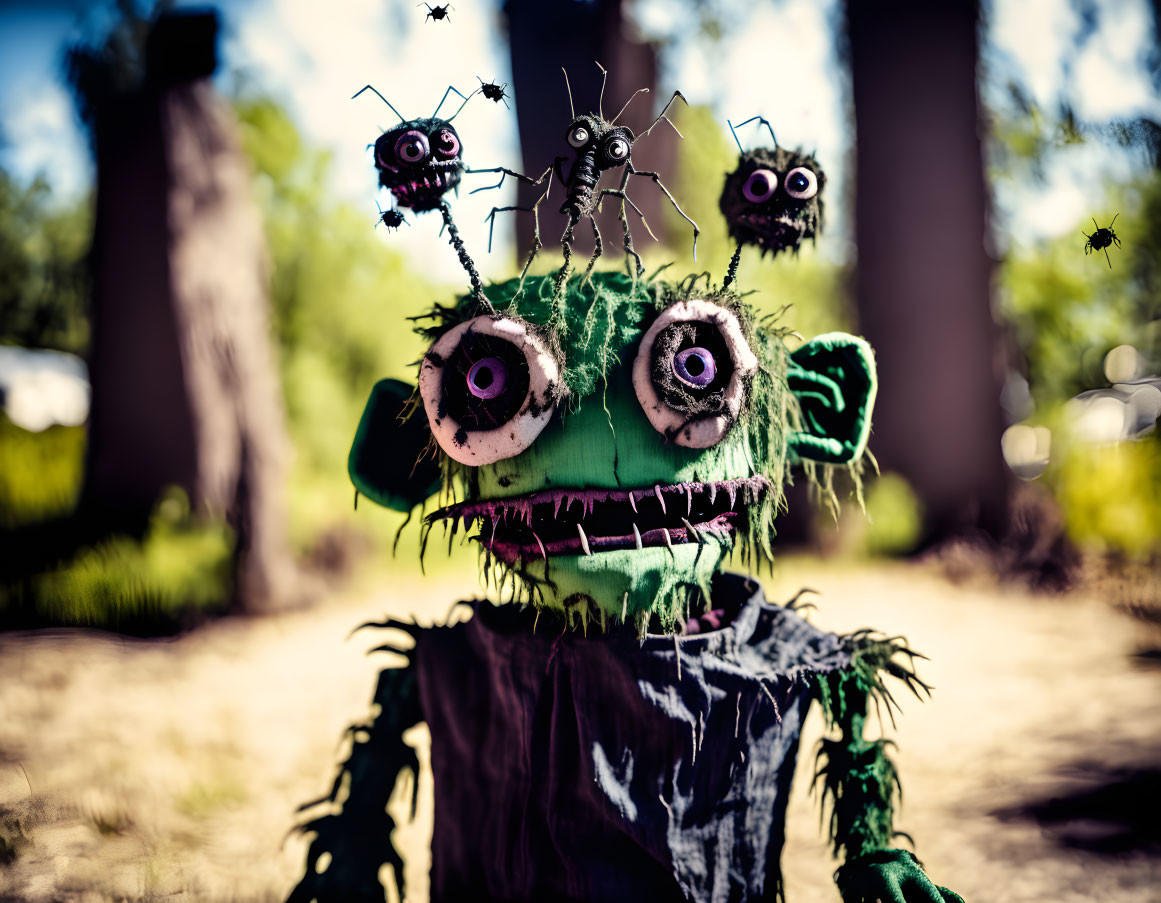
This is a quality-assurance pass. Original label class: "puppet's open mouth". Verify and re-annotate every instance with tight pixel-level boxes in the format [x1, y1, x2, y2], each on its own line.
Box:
[380, 159, 462, 210]
[427, 476, 769, 563]
[737, 213, 804, 248]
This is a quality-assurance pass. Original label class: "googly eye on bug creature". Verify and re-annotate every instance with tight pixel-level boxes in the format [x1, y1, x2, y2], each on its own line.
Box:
[719, 116, 826, 289]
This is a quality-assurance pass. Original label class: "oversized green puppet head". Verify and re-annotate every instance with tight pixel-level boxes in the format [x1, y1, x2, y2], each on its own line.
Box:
[350, 272, 874, 632]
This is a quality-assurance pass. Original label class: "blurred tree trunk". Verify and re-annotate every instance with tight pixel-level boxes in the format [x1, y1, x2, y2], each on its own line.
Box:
[503, 0, 676, 261]
[845, 0, 1009, 544]
[78, 11, 297, 612]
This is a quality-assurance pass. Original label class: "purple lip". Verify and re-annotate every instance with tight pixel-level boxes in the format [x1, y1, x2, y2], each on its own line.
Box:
[426, 476, 770, 563]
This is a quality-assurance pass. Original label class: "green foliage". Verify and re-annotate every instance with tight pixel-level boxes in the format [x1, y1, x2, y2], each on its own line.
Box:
[863, 473, 923, 557]
[0, 413, 85, 527]
[0, 488, 233, 630]
[0, 170, 91, 354]
[1050, 433, 1161, 560]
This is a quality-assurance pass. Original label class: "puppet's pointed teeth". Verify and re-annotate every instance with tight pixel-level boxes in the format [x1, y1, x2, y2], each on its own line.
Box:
[633, 523, 643, 551]
[629, 492, 639, 514]
[534, 532, 548, 562]
[577, 523, 593, 557]
[663, 527, 675, 557]
[682, 517, 704, 546]
[553, 495, 563, 519]
[728, 481, 737, 509]
[654, 484, 667, 514]
[686, 485, 693, 516]
[708, 482, 718, 506]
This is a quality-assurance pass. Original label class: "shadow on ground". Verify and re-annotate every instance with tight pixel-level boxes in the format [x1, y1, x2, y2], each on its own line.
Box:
[992, 760, 1161, 856]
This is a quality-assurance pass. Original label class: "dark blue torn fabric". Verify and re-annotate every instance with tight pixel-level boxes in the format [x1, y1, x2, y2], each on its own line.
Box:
[414, 572, 852, 902]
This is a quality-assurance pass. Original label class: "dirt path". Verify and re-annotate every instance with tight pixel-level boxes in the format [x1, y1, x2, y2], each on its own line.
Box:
[0, 560, 1158, 902]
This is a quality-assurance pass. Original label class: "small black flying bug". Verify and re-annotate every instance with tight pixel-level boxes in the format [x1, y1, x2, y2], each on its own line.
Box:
[468, 61, 698, 301]
[719, 116, 826, 290]
[354, 83, 488, 301]
[421, 3, 452, 22]
[375, 201, 408, 231]
[1082, 214, 1121, 268]
[477, 77, 510, 109]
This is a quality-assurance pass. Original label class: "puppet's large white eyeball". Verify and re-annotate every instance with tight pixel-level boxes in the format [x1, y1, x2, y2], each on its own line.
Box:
[419, 316, 563, 466]
[784, 166, 818, 200]
[632, 300, 758, 448]
[567, 125, 590, 148]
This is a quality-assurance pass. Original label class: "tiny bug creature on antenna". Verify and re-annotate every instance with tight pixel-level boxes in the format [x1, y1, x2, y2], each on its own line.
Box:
[353, 83, 488, 301]
[468, 61, 698, 302]
[375, 202, 408, 231]
[1082, 214, 1121, 268]
[719, 115, 826, 290]
[420, 3, 452, 22]
[478, 77, 510, 109]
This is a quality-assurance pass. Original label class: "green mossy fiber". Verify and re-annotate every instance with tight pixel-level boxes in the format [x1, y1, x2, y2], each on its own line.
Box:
[813, 632, 933, 862]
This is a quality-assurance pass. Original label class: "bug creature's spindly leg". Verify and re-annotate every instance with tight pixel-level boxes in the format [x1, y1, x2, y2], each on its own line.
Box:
[552, 212, 581, 313]
[466, 164, 554, 196]
[470, 163, 559, 292]
[597, 183, 649, 280]
[438, 200, 490, 309]
[628, 162, 700, 260]
[1105, 248, 1112, 268]
[639, 90, 689, 139]
[721, 244, 743, 291]
[581, 214, 603, 287]
[483, 203, 546, 292]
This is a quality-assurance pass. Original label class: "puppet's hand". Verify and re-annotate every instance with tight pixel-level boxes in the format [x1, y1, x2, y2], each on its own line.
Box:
[835, 849, 964, 903]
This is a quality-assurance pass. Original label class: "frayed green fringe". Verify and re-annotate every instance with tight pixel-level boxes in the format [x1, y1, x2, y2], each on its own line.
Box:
[288, 626, 423, 903]
[812, 632, 932, 861]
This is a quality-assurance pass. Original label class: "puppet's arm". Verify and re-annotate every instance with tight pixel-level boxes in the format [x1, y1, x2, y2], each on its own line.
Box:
[814, 632, 965, 903]
[288, 622, 424, 903]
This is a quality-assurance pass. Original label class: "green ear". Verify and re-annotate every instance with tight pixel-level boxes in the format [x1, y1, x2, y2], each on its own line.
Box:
[348, 378, 442, 512]
[787, 333, 877, 464]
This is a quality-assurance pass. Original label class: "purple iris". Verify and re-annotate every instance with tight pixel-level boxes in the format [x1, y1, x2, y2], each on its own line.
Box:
[467, 357, 508, 399]
[673, 347, 716, 387]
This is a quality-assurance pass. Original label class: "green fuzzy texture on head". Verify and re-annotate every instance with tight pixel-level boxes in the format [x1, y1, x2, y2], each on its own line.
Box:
[419, 271, 798, 630]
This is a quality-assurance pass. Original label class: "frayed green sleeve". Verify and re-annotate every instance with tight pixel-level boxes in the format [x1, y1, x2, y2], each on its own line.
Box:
[812, 630, 931, 861]
[288, 621, 424, 903]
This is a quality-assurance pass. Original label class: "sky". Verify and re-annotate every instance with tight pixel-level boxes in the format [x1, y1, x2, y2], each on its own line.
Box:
[0, 0, 1158, 283]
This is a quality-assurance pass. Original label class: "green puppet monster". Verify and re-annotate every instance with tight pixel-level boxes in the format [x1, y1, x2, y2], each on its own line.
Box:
[290, 270, 964, 903]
